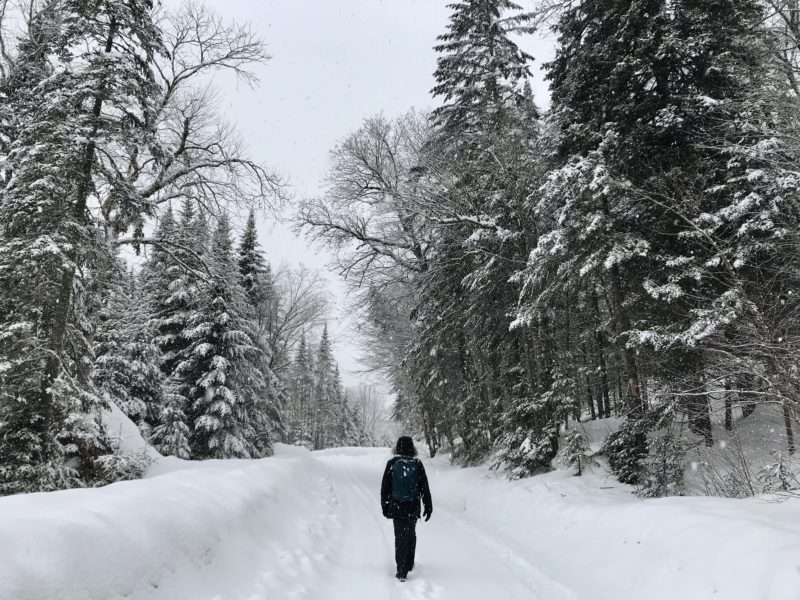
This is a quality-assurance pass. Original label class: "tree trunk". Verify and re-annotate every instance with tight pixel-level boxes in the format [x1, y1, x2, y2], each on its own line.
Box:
[38, 18, 118, 417]
[690, 390, 714, 447]
[590, 292, 613, 418]
[766, 357, 798, 456]
[423, 410, 438, 458]
[782, 401, 796, 455]
[597, 339, 611, 418]
[724, 379, 733, 432]
[602, 236, 642, 415]
[737, 372, 759, 418]
[581, 344, 597, 420]
[522, 332, 539, 400]
[684, 351, 713, 447]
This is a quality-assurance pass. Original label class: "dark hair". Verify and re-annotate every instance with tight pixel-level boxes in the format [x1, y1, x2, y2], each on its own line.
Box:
[394, 436, 417, 457]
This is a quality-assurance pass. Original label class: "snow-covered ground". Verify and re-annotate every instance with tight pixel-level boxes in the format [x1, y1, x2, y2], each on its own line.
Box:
[1, 444, 799, 600]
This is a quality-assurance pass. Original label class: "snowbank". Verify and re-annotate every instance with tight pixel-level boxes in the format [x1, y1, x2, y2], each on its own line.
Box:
[433, 456, 800, 600]
[0, 445, 339, 600]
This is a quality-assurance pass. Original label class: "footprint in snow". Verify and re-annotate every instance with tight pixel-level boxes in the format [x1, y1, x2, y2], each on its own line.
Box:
[399, 575, 442, 599]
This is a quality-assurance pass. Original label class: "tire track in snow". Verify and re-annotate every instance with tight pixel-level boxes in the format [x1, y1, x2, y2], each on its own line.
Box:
[311, 451, 577, 600]
[309, 453, 403, 600]
[436, 508, 579, 600]
[250, 458, 344, 600]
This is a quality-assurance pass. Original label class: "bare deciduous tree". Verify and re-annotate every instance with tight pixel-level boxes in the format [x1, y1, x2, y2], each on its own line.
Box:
[264, 264, 330, 374]
[98, 1, 286, 247]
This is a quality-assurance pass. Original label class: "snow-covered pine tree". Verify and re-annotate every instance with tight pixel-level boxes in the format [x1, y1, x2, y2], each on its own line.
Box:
[150, 388, 191, 460]
[236, 210, 283, 455]
[0, 0, 163, 493]
[526, 0, 671, 483]
[0, 0, 60, 180]
[523, 0, 783, 484]
[644, 0, 800, 455]
[431, 0, 535, 147]
[639, 432, 688, 498]
[184, 215, 253, 459]
[93, 265, 163, 439]
[0, 4, 82, 495]
[330, 364, 356, 448]
[341, 381, 375, 448]
[238, 211, 272, 312]
[146, 203, 196, 459]
[414, 0, 548, 467]
[561, 429, 595, 477]
[287, 335, 315, 447]
[312, 325, 340, 449]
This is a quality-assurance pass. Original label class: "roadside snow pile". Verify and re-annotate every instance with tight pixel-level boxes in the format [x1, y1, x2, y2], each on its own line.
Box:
[0, 445, 340, 600]
[433, 455, 800, 600]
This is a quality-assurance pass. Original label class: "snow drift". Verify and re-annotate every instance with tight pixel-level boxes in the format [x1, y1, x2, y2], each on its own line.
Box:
[0, 445, 335, 600]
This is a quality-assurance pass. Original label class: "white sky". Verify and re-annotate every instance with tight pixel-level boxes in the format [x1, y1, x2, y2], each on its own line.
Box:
[207, 0, 555, 386]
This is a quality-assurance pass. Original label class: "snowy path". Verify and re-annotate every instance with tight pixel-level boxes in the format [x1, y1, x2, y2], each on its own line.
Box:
[2, 444, 799, 600]
[304, 449, 578, 600]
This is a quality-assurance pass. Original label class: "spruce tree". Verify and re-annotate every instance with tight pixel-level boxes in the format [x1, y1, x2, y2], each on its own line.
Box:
[0, 0, 59, 177]
[146, 204, 195, 459]
[288, 335, 315, 446]
[312, 325, 338, 449]
[418, 0, 544, 466]
[431, 0, 535, 145]
[236, 210, 283, 455]
[154, 202, 206, 396]
[238, 211, 271, 311]
[184, 215, 253, 459]
[93, 267, 163, 439]
[0, 0, 163, 493]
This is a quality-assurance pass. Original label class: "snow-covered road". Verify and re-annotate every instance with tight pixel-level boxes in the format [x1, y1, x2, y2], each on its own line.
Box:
[307, 449, 577, 600]
[1, 445, 799, 600]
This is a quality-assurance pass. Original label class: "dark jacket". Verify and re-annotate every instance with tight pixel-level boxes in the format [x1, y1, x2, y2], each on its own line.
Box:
[381, 456, 433, 520]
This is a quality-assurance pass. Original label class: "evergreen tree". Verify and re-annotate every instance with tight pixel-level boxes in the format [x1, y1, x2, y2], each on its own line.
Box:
[522, 0, 776, 482]
[93, 267, 163, 439]
[288, 335, 315, 446]
[0, 0, 163, 493]
[238, 210, 271, 311]
[183, 215, 253, 459]
[236, 209, 283, 454]
[414, 0, 544, 466]
[146, 203, 201, 458]
[561, 430, 595, 477]
[312, 325, 339, 449]
[150, 390, 191, 460]
[0, 0, 59, 179]
[431, 0, 535, 145]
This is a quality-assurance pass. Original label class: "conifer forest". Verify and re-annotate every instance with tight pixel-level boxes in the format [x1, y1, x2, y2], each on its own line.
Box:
[1, 0, 799, 505]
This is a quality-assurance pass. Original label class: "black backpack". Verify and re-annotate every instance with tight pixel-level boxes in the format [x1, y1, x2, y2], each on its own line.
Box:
[391, 458, 420, 502]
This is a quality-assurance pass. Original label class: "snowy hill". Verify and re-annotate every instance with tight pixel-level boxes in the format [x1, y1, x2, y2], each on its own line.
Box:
[1, 445, 798, 600]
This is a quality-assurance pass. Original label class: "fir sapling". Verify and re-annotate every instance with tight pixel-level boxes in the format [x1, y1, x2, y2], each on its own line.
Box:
[561, 429, 597, 476]
[639, 434, 689, 498]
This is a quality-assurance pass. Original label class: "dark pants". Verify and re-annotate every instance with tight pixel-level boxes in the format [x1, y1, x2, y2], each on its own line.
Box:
[393, 518, 417, 576]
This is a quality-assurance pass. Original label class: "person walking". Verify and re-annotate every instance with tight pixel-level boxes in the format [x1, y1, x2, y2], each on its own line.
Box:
[380, 436, 432, 581]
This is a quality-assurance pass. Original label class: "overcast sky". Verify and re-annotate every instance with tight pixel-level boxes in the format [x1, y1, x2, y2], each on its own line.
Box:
[208, 0, 555, 386]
